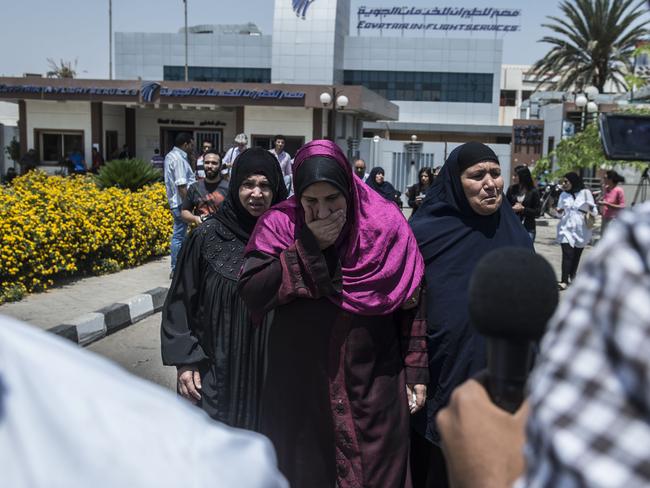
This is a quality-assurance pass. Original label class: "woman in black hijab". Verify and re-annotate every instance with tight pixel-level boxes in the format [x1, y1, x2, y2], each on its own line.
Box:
[366, 166, 402, 206]
[409, 142, 533, 487]
[407, 167, 434, 213]
[161, 147, 288, 430]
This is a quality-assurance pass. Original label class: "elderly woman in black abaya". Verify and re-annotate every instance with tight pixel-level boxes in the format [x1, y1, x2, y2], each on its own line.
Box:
[160, 148, 288, 430]
[366, 166, 402, 206]
[409, 142, 533, 488]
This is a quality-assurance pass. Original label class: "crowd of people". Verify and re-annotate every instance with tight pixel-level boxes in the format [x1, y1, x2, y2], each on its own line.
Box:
[2, 130, 641, 486]
[158, 135, 642, 487]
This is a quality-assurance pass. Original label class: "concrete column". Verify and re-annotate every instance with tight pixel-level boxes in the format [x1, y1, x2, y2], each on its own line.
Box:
[312, 108, 323, 141]
[125, 107, 136, 158]
[235, 107, 245, 136]
[91, 102, 103, 153]
[18, 100, 27, 157]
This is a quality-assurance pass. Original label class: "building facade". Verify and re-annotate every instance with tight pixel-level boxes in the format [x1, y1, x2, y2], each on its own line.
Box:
[115, 1, 509, 131]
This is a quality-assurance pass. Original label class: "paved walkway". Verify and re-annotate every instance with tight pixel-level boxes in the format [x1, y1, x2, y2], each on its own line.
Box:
[0, 217, 596, 333]
[0, 256, 171, 331]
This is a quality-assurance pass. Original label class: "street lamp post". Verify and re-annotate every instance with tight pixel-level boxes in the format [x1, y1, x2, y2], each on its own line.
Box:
[183, 0, 189, 82]
[406, 134, 422, 187]
[109, 0, 112, 80]
[574, 85, 599, 131]
[320, 88, 349, 142]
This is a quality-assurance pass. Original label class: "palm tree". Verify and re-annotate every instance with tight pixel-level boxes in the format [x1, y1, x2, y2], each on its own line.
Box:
[531, 0, 648, 92]
[46, 58, 77, 79]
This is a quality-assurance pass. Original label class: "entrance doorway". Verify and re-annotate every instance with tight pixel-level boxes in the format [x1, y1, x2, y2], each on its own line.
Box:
[251, 135, 305, 157]
[195, 131, 222, 154]
[105, 130, 118, 160]
[160, 128, 223, 157]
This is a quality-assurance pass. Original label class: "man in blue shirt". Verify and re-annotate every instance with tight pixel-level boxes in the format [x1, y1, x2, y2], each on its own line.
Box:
[163, 133, 196, 277]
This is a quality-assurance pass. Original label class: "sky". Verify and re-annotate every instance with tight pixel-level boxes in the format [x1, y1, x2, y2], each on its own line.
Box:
[0, 0, 594, 79]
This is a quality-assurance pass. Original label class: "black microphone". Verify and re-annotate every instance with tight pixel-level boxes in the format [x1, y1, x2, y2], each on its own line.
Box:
[468, 247, 559, 413]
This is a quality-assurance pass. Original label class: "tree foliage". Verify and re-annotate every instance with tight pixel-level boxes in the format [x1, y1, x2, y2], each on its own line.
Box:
[625, 44, 650, 91]
[46, 58, 77, 79]
[534, 106, 650, 178]
[531, 0, 649, 92]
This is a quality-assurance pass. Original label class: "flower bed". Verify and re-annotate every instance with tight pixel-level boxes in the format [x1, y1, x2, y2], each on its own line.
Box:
[0, 172, 172, 303]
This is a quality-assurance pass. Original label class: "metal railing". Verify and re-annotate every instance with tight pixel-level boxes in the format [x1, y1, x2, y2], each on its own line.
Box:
[391, 152, 436, 202]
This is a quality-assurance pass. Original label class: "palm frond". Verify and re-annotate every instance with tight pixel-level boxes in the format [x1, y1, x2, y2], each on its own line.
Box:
[530, 0, 649, 92]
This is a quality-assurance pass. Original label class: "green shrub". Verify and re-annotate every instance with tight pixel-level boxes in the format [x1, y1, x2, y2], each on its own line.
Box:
[0, 172, 171, 304]
[95, 158, 162, 191]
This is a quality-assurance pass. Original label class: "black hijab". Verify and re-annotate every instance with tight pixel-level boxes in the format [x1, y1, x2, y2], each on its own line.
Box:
[409, 142, 532, 444]
[215, 147, 288, 242]
[564, 172, 584, 196]
[366, 166, 399, 202]
[294, 156, 350, 200]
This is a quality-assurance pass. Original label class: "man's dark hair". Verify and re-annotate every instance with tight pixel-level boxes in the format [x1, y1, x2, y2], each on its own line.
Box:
[175, 132, 193, 148]
[154, 148, 160, 154]
[272, 135, 286, 145]
[203, 149, 221, 160]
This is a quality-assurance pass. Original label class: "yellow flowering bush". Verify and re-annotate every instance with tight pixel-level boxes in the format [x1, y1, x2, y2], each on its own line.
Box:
[0, 171, 172, 303]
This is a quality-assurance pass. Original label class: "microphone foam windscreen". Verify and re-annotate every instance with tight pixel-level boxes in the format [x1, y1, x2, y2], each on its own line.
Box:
[468, 247, 558, 341]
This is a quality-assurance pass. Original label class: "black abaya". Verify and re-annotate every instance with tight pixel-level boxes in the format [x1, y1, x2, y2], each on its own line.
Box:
[161, 219, 270, 429]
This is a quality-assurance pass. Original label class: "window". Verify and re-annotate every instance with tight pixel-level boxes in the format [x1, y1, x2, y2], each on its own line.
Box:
[37, 130, 84, 163]
[522, 90, 533, 102]
[163, 66, 271, 83]
[343, 70, 493, 103]
[500, 90, 517, 106]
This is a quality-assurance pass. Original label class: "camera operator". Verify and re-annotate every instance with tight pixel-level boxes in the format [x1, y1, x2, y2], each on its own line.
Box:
[437, 202, 650, 487]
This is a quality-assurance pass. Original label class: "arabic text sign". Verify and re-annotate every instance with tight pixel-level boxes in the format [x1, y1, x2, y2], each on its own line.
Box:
[356, 6, 521, 33]
[357, 6, 521, 18]
[160, 88, 306, 100]
[0, 84, 306, 101]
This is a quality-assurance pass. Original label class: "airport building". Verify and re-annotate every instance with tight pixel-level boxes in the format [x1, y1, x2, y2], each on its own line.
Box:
[0, 0, 535, 189]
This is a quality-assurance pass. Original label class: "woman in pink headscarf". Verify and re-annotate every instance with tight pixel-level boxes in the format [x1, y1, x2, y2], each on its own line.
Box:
[239, 140, 427, 488]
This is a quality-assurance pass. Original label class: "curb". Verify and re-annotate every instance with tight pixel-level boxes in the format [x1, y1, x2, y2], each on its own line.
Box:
[47, 287, 169, 346]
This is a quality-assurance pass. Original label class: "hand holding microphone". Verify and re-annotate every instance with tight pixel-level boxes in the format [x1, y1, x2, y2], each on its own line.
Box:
[436, 248, 558, 487]
[468, 247, 558, 413]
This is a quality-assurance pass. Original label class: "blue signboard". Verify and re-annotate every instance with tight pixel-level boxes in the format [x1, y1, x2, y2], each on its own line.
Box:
[0, 83, 306, 101]
[0, 84, 138, 96]
[159, 87, 306, 100]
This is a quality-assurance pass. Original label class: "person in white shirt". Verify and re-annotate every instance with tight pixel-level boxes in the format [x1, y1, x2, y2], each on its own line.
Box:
[555, 171, 597, 289]
[222, 133, 248, 180]
[268, 135, 293, 195]
[268, 135, 292, 177]
[0, 314, 288, 488]
[164, 132, 196, 276]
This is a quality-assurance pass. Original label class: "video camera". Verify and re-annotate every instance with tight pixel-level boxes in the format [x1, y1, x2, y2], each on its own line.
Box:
[599, 113, 650, 162]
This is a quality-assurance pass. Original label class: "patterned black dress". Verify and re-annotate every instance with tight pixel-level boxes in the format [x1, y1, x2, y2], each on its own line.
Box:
[161, 218, 270, 430]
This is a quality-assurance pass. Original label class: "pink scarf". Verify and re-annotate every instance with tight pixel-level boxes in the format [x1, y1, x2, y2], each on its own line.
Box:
[245, 140, 424, 316]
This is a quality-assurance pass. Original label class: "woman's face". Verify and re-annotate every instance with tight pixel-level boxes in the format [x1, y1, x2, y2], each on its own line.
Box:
[300, 182, 347, 220]
[560, 178, 573, 192]
[374, 172, 385, 184]
[460, 161, 504, 216]
[603, 177, 613, 188]
[420, 172, 430, 185]
[512, 173, 520, 185]
[238, 174, 273, 217]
